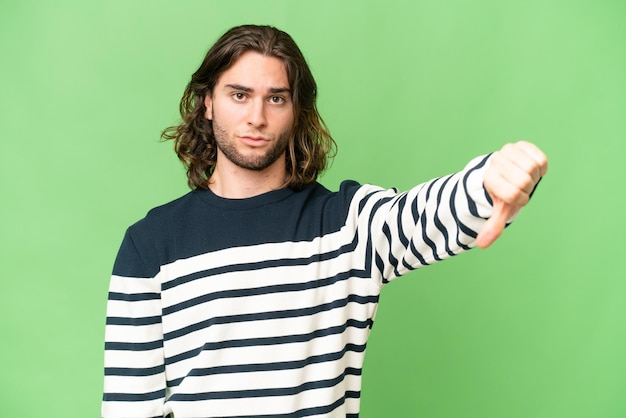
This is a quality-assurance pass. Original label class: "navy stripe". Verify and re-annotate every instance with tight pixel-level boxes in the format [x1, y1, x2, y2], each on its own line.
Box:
[108, 291, 160, 302]
[406, 189, 430, 267]
[356, 189, 385, 278]
[455, 175, 480, 239]
[433, 175, 456, 257]
[164, 294, 377, 341]
[240, 392, 359, 417]
[407, 236, 430, 266]
[356, 189, 382, 215]
[181, 391, 360, 418]
[162, 240, 359, 292]
[381, 221, 401, 278]
[105, 364, 164, 377]
[105, 339, 163, 351]
[374, 252, 386, 283]
[270, 395, 347, 418]
[162, 265, 368, 317]
[167, 343, 367, 387]
[394, 192, 411, 248]
[464, 154, 490, 218]
[106, 315, 161, 326]
[395, 192, 423, 273]
[364, 192, 395, 281]
[103, 388, 165, 402]
[418, 180, 443, 262]
[450, 184, 473, 250]
[168, 368, 361, 401]
[165, 318, 373, 365]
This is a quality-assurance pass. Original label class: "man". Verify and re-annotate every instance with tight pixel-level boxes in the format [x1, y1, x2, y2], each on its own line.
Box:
[102, 25, 547, 417]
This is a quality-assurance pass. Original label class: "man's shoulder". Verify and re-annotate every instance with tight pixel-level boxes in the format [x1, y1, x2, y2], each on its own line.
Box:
[298, 180, 366, 209]
[125, 191, 201, 234]
[144, 191, 197, 219]
[309, 180, 363, 198]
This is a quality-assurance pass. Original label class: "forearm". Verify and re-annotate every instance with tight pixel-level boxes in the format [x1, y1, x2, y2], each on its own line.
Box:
[363, 154, 493, 283]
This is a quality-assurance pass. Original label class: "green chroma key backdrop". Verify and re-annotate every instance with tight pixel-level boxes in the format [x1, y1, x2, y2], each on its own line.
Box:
[1, 0, 625, 416]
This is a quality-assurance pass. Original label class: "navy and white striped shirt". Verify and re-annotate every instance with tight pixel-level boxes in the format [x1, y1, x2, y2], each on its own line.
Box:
[102, 155, 493, 417]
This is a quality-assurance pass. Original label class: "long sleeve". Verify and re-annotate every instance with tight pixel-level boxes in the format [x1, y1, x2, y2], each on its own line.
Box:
[102, 229, 166, 418]
[353, 154, 493, 285]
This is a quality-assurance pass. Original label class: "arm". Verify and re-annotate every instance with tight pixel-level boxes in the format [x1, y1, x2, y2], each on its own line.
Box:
[357, 141, 547, 284]
[102, 229, 166, 418]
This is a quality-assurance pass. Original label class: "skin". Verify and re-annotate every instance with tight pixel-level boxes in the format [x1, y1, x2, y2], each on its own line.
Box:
[204, 52, 549, 246]
[476, 140, 548, 248]
[204, 51, 295, 199]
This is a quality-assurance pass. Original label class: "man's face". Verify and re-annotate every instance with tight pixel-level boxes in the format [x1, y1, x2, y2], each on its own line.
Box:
[204, 51, 294, 172]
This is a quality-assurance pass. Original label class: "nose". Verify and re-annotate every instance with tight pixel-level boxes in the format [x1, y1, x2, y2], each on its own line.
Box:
[247, 99, 267, 129]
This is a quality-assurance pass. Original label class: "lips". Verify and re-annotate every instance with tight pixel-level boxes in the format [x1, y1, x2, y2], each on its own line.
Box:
[239, 135, 269, 147]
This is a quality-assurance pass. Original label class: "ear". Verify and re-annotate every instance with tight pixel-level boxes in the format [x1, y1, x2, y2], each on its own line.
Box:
[204, 94, 213, 120]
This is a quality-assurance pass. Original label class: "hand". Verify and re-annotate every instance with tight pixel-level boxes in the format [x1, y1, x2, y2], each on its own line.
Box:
[476, 141, 548, 249]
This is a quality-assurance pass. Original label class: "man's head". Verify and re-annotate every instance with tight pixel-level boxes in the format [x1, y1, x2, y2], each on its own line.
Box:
[163, 25, 335, 190]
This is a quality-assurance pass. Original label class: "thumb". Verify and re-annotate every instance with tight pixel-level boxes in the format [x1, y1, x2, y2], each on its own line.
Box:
[476, 199, 513, 249]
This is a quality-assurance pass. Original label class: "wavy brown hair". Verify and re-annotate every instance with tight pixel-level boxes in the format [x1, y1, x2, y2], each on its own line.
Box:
[162, 25, 336, 191]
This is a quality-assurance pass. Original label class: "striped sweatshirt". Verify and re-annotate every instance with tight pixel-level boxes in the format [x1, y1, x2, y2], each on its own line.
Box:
[102, 155, 495, 417]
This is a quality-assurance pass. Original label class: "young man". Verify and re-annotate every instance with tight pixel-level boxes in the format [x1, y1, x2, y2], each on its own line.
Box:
[102, 25, 547, 417]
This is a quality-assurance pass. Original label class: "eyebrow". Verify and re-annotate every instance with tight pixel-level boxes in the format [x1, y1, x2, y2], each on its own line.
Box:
[224, 84, 291, 94]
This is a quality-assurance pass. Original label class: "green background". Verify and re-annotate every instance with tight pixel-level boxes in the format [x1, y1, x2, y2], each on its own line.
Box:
[1, 0, 625, 416]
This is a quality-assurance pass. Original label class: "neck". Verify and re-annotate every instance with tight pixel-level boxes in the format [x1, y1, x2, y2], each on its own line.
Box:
[208, 155, 288, 199]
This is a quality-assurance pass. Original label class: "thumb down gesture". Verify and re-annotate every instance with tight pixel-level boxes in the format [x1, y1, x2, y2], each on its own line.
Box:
[476, 141, 548, 249]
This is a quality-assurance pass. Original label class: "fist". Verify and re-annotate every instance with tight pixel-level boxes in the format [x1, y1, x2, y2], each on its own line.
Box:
[475, 141, 548, 248]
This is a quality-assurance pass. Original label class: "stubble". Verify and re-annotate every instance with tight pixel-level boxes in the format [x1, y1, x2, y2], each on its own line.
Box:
[212, 120, 291, 171]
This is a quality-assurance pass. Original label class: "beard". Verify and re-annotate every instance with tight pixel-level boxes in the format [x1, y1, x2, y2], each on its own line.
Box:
[212, 119, 291, 171]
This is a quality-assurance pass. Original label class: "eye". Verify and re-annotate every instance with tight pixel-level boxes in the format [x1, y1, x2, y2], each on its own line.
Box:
[269, 95, 286, 104]
[232, 92, 246, 102]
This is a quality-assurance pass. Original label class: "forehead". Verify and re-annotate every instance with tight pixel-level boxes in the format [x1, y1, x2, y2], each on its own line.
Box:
[216, 51, 290, 89]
